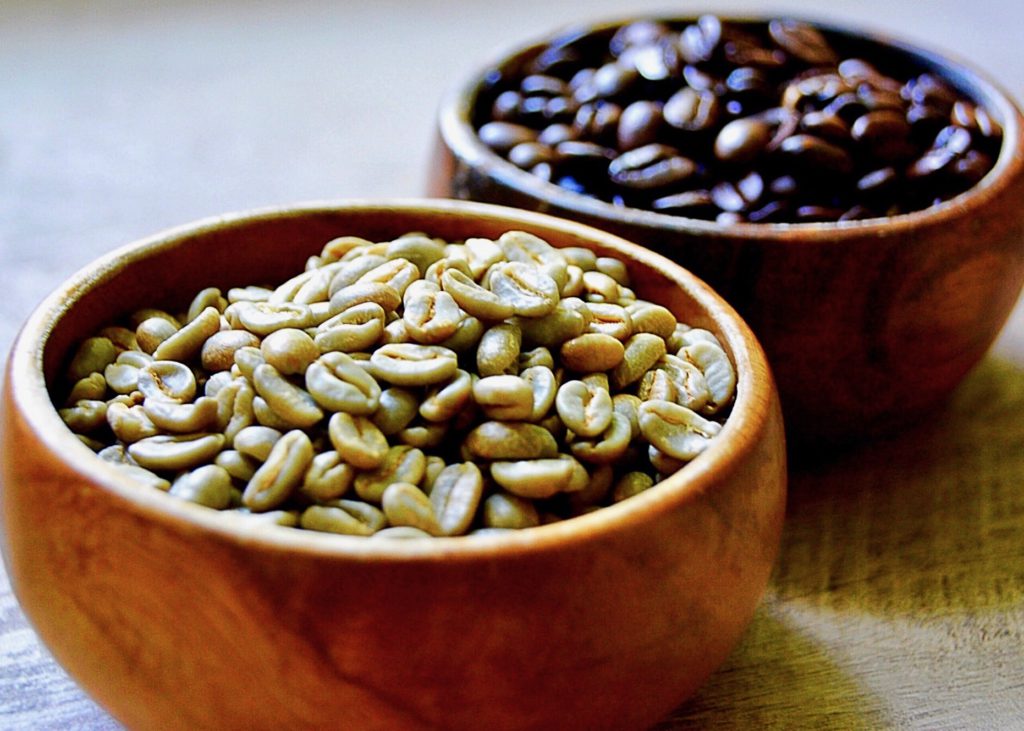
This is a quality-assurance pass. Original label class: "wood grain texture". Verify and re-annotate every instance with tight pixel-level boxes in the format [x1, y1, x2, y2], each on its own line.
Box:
[1, 1, 1023, 729]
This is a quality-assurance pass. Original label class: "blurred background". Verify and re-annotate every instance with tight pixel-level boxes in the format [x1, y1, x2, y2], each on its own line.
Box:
[2, 1, 1023, 728]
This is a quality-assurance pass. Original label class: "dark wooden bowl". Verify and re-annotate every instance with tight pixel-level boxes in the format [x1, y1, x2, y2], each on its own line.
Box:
[430, 16, 1024, 445]
[1, 200, 785, 731]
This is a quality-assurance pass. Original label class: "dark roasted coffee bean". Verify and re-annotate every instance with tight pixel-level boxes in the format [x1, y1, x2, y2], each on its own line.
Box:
[952, 149, 993, 185]
[573, 102, 622, 145]
[716, 211, 746, 225]
[679, 15, 722, 64]
[710, 171, 763, 213]
[617, 100, 663, 151]
[769, 19, 838, 65]
[851, 110, 912, 160]
[777, 134, 854, 175]
[907, 147, 955, 179]
[838, 58, 902, 94]
[651, 189, 716, 215]
[508, 142, 557, 169]
[479, 122, 537, 152]
[624, 41, 682, 82]
[537, 123, 577, 146]
[682, 65, 721, 93]
[838, 204, 875, 221]
[769, 175, 798, 197]
[795, 205, 845, 222]
[529, 46, 584, 79]
[608, 144, 697, 190]
[725, 67, 774, 105]
[723, 29, 787, 68]
[610, 21, 671, 57]
[856, 84, 904, 112]
[663, 88, 720, 132]
[574, 62, 638, 103]
[747, 200, 791, 222]
[823, 92, 868, 124]
[904, 73, 959, 111]
[556, 140, 616, 172]
[934, 125, 972, 156]
[857, 166, 899, 194]
[491, 91, 523, 122]
[782, 73, 852, 111]
[800, 110, 850, 142]
[522, 75, 570, 97]
[714, 117, 772, 163]
[952, 100, 1002, 140]
[906, 103, 950, 136]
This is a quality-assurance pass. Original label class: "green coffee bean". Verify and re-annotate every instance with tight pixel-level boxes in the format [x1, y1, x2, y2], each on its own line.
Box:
[429, 462, 484, 536]
[381, 482, 442, 535]
[402, 280, 463, 344]
[369, 343, 458, 386]
[305, 352, 381, 415]
[170, 465, 233, 509]
[477, 322, 521, 376]
[107, 402, 160, 443]
[472, 375, 534, 421]
[490, 458, 574, 499]
[638, 400, 723, 461]
[315, 301, 386, 353]
[261, 328, 319, 375]
[489, 262, 560, 317]
[59, 400, 108, 433]
[137, 360, 197, 403]
[300, 450, 355, 502]
[612, 472, 655, 503]
[483, 492, 540, 529]
[252, 364, 324, 429]
[419, 369, 473, 423]
[555, 380, 613, 438]
[328, 412, 388, 470]
[128, 433, 225, 472]
[353, 445, 426, 503]
[153, 307, 221, 362]
[136, 318, 178, 355]
[67, 336, 118, 382]
[560, 333, 625, 373]
[242, 430, 313, 512]
[611, 333, 667, 389]
[464, 421, 558, 460]
[233, 425, 282, 461]
[679, 340, 736, 415]
[143, 395, 220, 433]
[440, 269, 514, 321]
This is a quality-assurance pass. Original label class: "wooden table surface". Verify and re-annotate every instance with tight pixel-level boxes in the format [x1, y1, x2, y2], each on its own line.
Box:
[2, 1, 1022, 728]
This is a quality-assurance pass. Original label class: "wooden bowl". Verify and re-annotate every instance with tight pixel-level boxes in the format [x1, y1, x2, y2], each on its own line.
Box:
[430, 16, 1024, 445]
[1, 200, 785, 731]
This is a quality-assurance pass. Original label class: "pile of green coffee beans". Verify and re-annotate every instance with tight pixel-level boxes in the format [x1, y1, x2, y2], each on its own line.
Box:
[58, 231, 735, 538]
[474, 16, 1002, 222]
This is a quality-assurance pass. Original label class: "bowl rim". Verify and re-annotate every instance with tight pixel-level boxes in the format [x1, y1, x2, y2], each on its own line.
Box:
[437, 12, 1024, 241]
[5, 198, 780, 563]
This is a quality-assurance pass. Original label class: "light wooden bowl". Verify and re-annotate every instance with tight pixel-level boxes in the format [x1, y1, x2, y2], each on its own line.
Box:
[1, 201, 785, 731]
[431, 16, 1024, 445]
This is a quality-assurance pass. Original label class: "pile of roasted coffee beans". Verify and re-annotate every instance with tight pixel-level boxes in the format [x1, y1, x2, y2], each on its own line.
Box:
[474, 16, 1003, 223]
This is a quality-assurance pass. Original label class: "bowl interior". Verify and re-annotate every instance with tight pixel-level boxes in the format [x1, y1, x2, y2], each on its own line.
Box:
[20, 199, 774, 559]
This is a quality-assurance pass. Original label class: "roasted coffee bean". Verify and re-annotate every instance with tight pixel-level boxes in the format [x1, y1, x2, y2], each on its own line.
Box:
[662, 87, 719, 132]
[608, 144, 697, 190]
[474, 16, 999, 222]
[617, 100, 663, 150]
